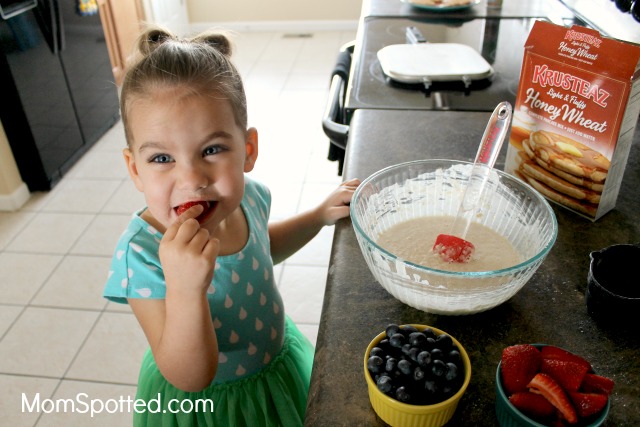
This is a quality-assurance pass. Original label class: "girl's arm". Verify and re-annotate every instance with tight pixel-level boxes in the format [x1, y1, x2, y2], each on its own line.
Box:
[129, 205, 220, 392]
[269, 178, 360, 264]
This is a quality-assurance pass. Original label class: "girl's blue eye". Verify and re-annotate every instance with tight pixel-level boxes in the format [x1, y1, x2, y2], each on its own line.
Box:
[203, 145, 223, 156]
[151, 154, 172, 163]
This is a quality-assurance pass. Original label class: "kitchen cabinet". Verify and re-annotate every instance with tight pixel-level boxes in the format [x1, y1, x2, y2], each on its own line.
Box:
[98, 0, 191, 86]
[97, 0, 145, 85]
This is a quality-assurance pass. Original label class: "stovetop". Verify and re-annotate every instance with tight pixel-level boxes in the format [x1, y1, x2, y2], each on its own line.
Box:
[345, 16, 544, 113]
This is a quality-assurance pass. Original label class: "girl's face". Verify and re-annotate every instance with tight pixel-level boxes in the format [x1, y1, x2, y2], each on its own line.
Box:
[123, 86, 257, 234]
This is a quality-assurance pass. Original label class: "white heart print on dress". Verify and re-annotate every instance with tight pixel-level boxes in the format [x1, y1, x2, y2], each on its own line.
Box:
[248, 342, 257, 355]
[136, 288, 152, 298]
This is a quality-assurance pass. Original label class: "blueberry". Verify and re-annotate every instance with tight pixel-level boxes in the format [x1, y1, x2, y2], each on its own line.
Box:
[385, 324, 400, 338]
[424, 379, 438, 395]
[376, 375, 393, 394]
[378, 339, 390, 350]
[422, 327, 437, 340]
[397, 359, 413, 376]
[417, 351, 432, 367]
[425, 337, 436, 350]
[430, 348, 444, 361]
[370, 346, 384, 358]
[442, 383, 456, 398]
[431, 360, 446, 377]
[385, 357, 397, 373]
[367, 355, 384, 374]
[401, 343, 412, 356]
[436, 334, 453, 349]
[408, 347, 421, 362]
[445, 362, 459, 382]
[389, 333, 406, 348]
[401, 325, 418, 335]
[409, 332, 427, 348]
[395, 386, 411, 402]
[413, 366, 425, 382]
[448, 349, 462, 364]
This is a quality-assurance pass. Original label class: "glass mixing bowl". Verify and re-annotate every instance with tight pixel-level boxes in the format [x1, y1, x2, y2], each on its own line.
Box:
[350, 159, 558, 315]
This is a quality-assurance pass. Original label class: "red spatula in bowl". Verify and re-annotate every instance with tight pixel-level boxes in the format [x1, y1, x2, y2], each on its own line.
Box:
[433, 101, 512, 263]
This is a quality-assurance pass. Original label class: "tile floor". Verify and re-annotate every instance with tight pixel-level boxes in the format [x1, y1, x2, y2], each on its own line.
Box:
[0, 29, 355, 426]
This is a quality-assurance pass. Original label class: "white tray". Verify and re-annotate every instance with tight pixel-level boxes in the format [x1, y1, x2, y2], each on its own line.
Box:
[377, 43, 494, 87]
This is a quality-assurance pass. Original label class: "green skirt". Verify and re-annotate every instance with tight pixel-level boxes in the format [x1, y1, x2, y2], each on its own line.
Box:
[133, 317, 314, 427]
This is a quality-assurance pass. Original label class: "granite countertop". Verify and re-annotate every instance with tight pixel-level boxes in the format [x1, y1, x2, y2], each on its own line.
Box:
[304, 110, 640, 426]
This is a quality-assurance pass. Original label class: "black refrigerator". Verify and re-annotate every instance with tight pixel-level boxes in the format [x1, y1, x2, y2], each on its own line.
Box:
[0, 0, 120, 191]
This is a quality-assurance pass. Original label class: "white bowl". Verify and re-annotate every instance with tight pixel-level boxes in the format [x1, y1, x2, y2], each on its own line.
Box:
[350, 159, 558, 315]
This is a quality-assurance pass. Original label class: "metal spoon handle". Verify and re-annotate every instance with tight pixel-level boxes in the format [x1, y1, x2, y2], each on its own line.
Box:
[450, 102, 512, 239]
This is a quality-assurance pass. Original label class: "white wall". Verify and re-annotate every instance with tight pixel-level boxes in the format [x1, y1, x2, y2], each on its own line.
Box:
[186, 0, 362, 29]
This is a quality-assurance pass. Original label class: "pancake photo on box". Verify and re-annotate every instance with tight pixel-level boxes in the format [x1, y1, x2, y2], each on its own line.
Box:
[514, 130, 610, 218]
[509, 108, 536, 151]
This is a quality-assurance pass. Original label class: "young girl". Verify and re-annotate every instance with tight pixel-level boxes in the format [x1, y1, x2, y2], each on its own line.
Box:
[103, 26, 360, 426]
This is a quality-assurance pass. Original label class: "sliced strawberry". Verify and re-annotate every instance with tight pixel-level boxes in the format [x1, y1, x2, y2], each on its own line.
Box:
[541, 346, 592, 373]
[509, 391, 556, 422]
[528, 373, 578, 424]
[541, 359, 589, 392]
[501, 344, 542, 394]
[176, 201, 209, 217]
[580, 373, 615, 396]
[568, 392, 608, 418]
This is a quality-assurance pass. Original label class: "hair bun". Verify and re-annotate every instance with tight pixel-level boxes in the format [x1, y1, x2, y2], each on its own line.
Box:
[191, 31, 233, 57]
[138, 26, 174, 56]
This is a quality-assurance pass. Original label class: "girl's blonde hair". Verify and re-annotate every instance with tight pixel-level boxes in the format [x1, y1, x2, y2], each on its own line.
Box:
[120, 26, 247, 146]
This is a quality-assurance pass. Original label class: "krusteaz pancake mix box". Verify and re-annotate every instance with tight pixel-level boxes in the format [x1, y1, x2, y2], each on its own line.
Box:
[505, 20, 640, 220]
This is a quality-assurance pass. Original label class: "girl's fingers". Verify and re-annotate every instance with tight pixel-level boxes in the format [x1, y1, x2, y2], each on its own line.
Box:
[203, 237, 220, 260]
[342, 178, 361, 188]
[164, 205, 205, 240]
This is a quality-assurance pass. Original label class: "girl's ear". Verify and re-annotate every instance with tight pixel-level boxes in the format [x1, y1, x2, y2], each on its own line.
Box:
[123, 148, 145, 192]
[244, 127, 259, 173]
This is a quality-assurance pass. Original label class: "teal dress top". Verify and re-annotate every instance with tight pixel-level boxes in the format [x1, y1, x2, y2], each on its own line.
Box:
[103, 177, 285, 383]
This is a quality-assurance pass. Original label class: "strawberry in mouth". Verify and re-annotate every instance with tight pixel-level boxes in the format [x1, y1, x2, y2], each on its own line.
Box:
[175, 201, 216, 223]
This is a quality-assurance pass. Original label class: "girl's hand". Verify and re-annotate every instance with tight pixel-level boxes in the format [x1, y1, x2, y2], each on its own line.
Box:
[159, 204, 219, 295]
[316, 178, 361, 226]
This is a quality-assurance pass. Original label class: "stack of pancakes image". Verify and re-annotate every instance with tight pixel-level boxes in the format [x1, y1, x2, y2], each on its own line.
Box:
[513, 130, 610, 217]
[509, 109, 536, 151]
